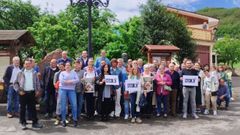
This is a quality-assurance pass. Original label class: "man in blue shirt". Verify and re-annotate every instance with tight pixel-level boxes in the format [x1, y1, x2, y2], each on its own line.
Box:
[94, 50, 110, 69]
[57, 51, 72, 64]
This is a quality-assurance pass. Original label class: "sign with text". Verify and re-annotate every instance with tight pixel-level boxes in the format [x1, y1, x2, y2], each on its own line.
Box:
[125, 80, 141, 93]
[105, 75, 119, 85]
[183, 75, 199, 86]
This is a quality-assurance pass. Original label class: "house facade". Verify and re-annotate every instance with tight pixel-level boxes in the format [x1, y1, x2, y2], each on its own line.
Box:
[167, 7, 219, 67]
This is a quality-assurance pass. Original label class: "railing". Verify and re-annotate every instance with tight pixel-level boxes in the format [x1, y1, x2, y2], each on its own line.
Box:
[188, 26, 213, 41]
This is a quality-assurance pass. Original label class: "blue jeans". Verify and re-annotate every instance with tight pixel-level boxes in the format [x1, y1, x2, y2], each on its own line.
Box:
[59, 89, 77, 121]
[227, 81, 232, 98]
[7, 85, 19, 113]
[156, 94, 168, 114]
[217, 96, 230, 108]
[130, 93, 140, 118]
[124, 99, 130, 116]
[76, 92, 84, 118]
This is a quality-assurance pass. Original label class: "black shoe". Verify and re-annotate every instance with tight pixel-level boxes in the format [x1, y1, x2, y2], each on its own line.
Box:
[20, 123, 27, 130]
[74, 121, 78, 127]
[62, 121, 66, 127]
[32, 123, 43, 129]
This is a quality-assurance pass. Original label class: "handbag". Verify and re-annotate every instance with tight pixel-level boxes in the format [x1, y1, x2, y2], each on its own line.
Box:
[139, 94, 148, 107]
[164, 85, 172, 91]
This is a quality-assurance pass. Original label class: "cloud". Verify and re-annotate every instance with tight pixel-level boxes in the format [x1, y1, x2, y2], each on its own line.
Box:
[233, 0, 240, 6]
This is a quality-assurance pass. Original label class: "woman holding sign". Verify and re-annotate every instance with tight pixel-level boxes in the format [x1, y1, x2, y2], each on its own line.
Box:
[96, 64, 113, 121]
[141, 64, 154, 117]
[128, 67, 142, 123]
[154, 65, 172, 118]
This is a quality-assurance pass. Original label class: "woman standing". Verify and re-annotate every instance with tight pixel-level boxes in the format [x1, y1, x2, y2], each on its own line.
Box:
[97, 64, 113, 121]
[203, 70, 219, 115]
[194, 62, 204, 112]
[82, 64, 98, 120]
[141, 64, 154, 118]
[59, 62, 79, 127]
[154, 65, 172, 118]
[225, 67, 233, 101]
[129, 67, 142, 123]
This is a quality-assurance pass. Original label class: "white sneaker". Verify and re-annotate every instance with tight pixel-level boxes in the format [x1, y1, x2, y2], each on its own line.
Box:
[124, 115, 129, 120]
[183, 113, 187, 119]
[193, 113, 199, 119]
[136, 118, 142, 123]
[109, 112, 114, 117]
[136, 106, 140, 112]
[213, 111, 217, 116]
[204, 110, 209, 115]
[156, 113, 160, 117]
[131, 118, 136, 123]
[231, 97, 234, 101]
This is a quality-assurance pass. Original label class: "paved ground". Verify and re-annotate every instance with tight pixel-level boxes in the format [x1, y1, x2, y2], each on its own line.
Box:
[0, 78, 240, 135]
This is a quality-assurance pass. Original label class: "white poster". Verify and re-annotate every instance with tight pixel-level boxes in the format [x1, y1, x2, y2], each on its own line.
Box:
[183, 75, 199, 86]
[105, 75, 119, 85]
[125, 80, 141, 93]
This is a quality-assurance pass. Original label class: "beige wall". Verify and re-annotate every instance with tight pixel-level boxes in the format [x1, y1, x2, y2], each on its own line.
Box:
[0, 56, 10, 82]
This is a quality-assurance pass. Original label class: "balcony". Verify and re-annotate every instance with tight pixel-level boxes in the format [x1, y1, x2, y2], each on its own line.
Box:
[187, 26, 214, 41]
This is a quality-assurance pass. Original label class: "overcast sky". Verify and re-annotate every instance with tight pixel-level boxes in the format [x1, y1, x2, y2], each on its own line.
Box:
[23, 0, 240, 22]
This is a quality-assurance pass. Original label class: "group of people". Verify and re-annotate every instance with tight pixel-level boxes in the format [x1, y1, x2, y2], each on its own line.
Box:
[3, 50, 233, 130]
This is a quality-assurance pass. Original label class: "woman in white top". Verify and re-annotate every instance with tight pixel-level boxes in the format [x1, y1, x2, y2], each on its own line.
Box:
[203, 69, 219, 116]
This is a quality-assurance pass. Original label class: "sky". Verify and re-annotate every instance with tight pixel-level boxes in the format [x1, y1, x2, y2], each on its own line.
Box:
[23, 0, 240, 22]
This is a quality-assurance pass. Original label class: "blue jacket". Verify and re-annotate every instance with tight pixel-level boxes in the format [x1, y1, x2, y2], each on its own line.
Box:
[78, 57, 89, 69]
[218, 85, 230, 98]
[57, 57, 72, 64]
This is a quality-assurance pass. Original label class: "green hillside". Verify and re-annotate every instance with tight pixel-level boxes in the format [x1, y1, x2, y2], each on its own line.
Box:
[197, 8, 240, 38]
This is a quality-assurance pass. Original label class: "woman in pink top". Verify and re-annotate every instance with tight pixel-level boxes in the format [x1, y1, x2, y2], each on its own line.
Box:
[154, 65, 172, 117]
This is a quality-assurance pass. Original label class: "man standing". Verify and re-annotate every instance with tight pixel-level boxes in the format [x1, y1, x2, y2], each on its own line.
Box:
[3, 56, 21, 118]
[181, 59, 199, 119]
[94, 50, 110, 69]
[78, 51, 89, 69]
[15, 59, 43, 130]
[166, 63, 180, 116]
[110, 58, 122, 118]
[57, 51, 72, 64]
[42, 59, 59, 118]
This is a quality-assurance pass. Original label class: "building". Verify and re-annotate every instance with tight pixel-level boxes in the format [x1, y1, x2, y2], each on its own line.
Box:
[167, 6, 219, 66]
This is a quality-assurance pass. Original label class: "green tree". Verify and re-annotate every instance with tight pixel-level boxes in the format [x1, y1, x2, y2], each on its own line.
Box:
[28, 6, 116, 61]
[139, 0, 196, 62]
[0, 0, 40, 29]
[214, 36, 240, 68]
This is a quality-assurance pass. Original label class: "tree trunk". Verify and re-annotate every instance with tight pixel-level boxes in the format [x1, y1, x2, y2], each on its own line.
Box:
[69, 0, 73, 5]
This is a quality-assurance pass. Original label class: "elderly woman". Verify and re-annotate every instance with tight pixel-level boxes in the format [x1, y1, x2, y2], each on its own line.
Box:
[141, 64, 154, 117]
[59, 62, 79, 127]
[154, 64, 172, 118]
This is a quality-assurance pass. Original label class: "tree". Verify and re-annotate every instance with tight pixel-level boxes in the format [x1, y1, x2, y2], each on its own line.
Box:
[214, 36, 240, 68]
[104, 17, 143, 59]
[139, 0, 196, 62]
[0, 0, 40, 29]
[28, 5, 116, 61]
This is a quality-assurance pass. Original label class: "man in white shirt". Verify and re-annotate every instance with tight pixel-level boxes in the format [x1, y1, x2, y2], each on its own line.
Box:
[3, 56, 21, 118]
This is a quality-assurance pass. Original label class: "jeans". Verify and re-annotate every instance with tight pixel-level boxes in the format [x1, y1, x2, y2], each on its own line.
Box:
[130, 93, 140, 118]
[59, 89, 77, 121]
[124, 99, 131, 116]
[114, 88, 122, 117]
[217, 96, 230, 108]
[76, 92, 84, 118]
[7, 85, 19, 113]
[183, 87, 196, 114]
[156, 94, 168, 114]
[228, 81, 232, 98]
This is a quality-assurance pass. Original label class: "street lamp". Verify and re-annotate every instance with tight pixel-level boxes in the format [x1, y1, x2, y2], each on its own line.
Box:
[73, 0, 110, 58]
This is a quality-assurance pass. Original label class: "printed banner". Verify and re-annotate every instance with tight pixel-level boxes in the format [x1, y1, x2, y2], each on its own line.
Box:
[105, 75, 119, 85]
[125, 79, 141, 93]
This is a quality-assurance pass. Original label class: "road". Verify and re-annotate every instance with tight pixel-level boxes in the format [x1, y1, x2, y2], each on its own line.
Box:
[0, 77, 239, 135]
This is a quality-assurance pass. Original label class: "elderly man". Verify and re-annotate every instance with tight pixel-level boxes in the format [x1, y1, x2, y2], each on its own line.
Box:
[3, 56, 21, 118]
[57, 51, 72, 64]
[78, 50, 89, 69]
[94, 50, 110, 69]
[42, 59, 59, 118]
[15, 58, 43, 130]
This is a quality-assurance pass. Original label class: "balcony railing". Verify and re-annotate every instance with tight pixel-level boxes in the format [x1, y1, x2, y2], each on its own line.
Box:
[188, 26, 213, 41]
